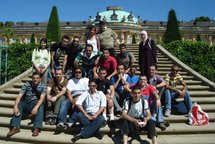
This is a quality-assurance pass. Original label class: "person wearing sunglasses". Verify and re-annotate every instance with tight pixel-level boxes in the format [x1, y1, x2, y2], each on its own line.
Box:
[57, 66, 89, 128]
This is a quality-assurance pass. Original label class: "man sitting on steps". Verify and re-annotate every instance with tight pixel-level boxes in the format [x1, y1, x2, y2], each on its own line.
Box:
[71, 79, 106, 142]
[7, 72, 47, 137]
[164, 65, 193, 117]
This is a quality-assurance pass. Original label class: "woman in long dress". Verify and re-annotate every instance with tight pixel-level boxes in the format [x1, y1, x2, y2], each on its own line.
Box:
[138, 31, 157, 76]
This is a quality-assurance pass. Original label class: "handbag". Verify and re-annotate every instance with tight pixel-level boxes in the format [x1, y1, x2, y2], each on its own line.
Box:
[188, 102, 209, 126]
[171, 100, 189, 114]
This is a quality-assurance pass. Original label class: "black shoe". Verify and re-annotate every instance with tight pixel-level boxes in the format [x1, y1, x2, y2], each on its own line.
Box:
[164, 121, 170, 127]
[101, 121, 107, 127]
[94, 132, 103, 140]
[45, 118, 52, 125]
[108, 120, 116, 128]
[156, 122, 166, 131]
[71, 133, 83, 142]
[115, 111, 122, 117]
[50, 118, 57, 125]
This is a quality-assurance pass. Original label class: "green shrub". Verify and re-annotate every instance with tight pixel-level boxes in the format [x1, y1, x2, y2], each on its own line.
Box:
[163, 40, 215, 82]
[5, 43, 37, 81]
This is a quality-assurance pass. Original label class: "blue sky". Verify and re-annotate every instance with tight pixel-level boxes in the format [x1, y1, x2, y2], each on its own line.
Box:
[0, 0, 214, 23]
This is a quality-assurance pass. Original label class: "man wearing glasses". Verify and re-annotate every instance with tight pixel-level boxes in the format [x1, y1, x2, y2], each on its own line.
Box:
[164, 65, 193, 117]
[71, 79, 106, 142]
[50, 35, 70, 76]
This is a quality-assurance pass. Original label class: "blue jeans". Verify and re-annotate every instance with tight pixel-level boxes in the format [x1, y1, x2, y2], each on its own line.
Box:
[113, 92, 122, 112]
[57, 99, 77, 124]
[77, 112, 105, 138]
[10, 101, 44, 129]
[150, 98, 164, 124]
[81, 65, 93, 78]
[165, 90, 192, 110]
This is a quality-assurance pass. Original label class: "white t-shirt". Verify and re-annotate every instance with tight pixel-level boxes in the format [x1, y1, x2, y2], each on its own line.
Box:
[66, 77, 89, 97]
[87, 38, 98, 52]
[123, 98, 149, 118]
[76, 90, 107, 114]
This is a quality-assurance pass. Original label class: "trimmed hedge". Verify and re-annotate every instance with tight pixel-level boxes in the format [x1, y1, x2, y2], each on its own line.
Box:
[5, 43, 37, 81]
[162, 40, 215, 82]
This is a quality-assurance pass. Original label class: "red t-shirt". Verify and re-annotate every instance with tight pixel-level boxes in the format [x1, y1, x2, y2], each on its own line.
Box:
[98, 56, 117, 76]
[141, 85, 156, 105]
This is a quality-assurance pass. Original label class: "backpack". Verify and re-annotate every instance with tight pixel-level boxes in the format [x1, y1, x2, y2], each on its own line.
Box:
[127, 96, 146, 117]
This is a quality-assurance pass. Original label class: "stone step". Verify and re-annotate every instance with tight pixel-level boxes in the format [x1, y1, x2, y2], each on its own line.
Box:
[13, 83, 24, 88]
[192, 97, 215, 104]
[156, 71, 187, 75]
[0, 100, 14, 108]
[0, 103, 214, 121]
[157, 67, 180, 71]
[156, 64, 178, 68]
[2, 127, 214, 144]
[0, 94, 17, 100]
[0, 139, 28, 144]
[189, 91, 215, 97]
[180, 85, 210, 90]
[3, 88, 20, 94]
[21, 78, 31, 83]
[181, 80, 202, 85]
[0, 116, 214, 135]
[160, 75, 194, 80]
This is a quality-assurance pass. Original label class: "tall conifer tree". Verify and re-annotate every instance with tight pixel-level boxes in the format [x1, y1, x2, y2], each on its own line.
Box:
[164, 9, 181, 43]
[30, 33, 35, 44]
[46, 6, 61, 42]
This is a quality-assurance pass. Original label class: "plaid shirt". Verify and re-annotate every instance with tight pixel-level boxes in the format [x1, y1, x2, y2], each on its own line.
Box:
[20, 81, 47, 102]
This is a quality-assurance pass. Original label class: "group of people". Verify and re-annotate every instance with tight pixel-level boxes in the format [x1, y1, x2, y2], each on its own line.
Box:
[7, 21, 193, 144]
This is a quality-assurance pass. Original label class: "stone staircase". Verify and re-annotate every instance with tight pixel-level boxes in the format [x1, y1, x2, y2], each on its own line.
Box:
[0, 44, 215, 144]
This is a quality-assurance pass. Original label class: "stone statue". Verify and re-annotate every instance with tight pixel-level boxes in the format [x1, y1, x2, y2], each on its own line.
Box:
[95, 12, 101, 22]
[127, 12, 134, 22]
[111, 10, 118, 21]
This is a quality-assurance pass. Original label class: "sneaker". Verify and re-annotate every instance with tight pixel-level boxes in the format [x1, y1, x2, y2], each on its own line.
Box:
[49, 118, 57, 125]
[57, 122, 66, 128]
[156, 122, 166, 131]
[164, 109, 171, 117]
[71, 133, 83, 142]
[110, 116, 114, 121]
[67, 122, 74, 128]
[115, 111, 121, 117]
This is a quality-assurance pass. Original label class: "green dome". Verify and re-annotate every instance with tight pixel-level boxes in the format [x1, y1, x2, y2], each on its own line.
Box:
[93, 6, 139, 24]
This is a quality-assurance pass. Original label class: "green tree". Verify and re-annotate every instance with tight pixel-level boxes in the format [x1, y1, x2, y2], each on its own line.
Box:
[3, 27, 13, 44]
[193, 16, 213, 22]
[196, 34, 201, 41]
[30, 33, 35, 44]
[132, 35, 136, 44]
[0, 22, 4, 28]
[5, 21, 14, 27]
[46, 6, 61, 42]
[164, 9, 181, 43]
